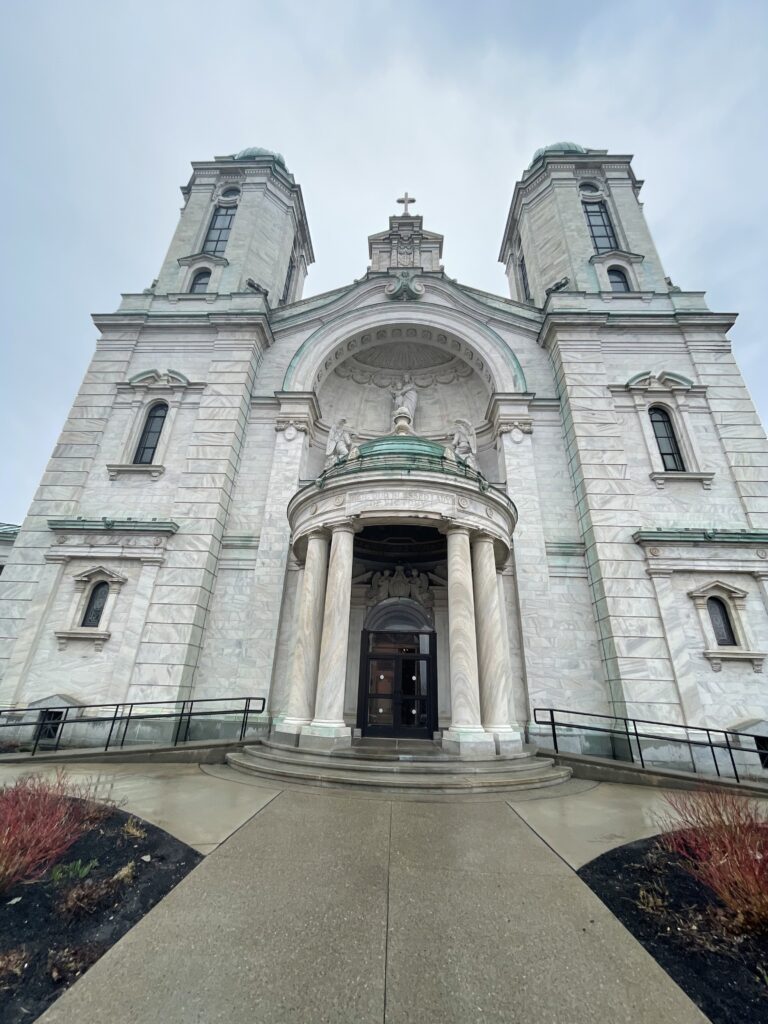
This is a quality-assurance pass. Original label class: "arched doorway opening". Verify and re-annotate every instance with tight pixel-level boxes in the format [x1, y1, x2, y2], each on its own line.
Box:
[358, 597, 436, 739]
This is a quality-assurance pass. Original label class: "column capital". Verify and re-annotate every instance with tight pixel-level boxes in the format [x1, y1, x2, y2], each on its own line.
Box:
[442, 523, 471, 537]
[470, 531, 495, 547]
[329, 521, 356, 536]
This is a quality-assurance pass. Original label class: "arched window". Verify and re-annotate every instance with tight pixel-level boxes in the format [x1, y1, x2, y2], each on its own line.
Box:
[649, 406, 685, 471]
[583, 198, 618, 253]
[203, 205, 236, 255]
[190, 270, 211, 294]
[221, 187, 240, 198]
[707, 597, 737, 646]
[608, 267, 630, 292]
[81, 582, 109, 628]
[579, 182, 600, 193]
[133, 402, 168, 465]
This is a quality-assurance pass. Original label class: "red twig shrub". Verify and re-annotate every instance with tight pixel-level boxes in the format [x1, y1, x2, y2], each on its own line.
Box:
[0, 771, 111, 894]
[657, 788, 768, 931]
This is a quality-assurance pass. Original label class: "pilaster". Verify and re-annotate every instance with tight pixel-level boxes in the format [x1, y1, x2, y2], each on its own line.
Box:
[545, 326, 683, 723]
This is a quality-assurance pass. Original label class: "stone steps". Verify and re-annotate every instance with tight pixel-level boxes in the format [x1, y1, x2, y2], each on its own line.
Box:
[251, 740, 552, 774]
[226, 743, 572, 794]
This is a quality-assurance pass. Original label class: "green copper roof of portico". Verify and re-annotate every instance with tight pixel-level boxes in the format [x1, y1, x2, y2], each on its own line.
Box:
[357, 436, 446, 460]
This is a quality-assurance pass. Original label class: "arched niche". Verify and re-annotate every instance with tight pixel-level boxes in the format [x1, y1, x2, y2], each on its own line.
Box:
[316, 326, 491, 438]
[283, 310, 528, 396]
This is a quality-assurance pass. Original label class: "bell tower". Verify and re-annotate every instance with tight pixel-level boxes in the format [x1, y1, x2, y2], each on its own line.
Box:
[499, 143, 668, 306]
[154, 146, 314, 305]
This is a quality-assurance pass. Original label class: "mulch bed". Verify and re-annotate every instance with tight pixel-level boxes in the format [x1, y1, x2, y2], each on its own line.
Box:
[579, 836, 768, 1024]
[0, 806, 202, 1023]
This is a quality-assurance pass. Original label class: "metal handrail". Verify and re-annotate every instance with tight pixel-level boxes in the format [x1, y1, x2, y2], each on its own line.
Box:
[533, 706, 767, 784]
[0, 696, 266, 757]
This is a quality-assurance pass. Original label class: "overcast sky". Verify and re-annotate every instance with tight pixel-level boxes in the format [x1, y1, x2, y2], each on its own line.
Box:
[1, 0, 766, 525]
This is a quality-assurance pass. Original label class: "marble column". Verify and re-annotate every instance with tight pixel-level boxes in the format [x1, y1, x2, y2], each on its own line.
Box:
[272, 530, 329, 745]
[442, 526, 496, 756]
[471, 534, 523, 753]
[300, 522, 355, 749]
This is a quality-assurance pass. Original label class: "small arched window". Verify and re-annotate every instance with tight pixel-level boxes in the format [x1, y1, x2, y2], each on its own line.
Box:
[707, 597, 737, 646]
[649, 406, 685, 472]
[133, 402, 168, 465]
[608, 267, 630, 293]
[221, 187, 240, 198]
[190, 270, 211, 294]
[579, 182, 600, 193]
[81, 582, 109, 628]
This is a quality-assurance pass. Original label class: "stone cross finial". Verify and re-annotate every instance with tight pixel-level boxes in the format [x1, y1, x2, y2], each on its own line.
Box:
[397, 192, 416, 215]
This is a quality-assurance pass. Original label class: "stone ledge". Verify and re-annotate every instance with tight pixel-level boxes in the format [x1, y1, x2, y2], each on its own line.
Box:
[54, 629, 111, 651]
[106, 464, 166, 481]
[649, 471, 715, 490]
[703, 649, 764, 673]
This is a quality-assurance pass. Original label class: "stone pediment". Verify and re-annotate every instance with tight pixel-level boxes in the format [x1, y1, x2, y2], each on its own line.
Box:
[127, 368, 191, 388]
[687, 580, 748, 602]
[625, 369, 694, 392]
[71, 565, 128, 586]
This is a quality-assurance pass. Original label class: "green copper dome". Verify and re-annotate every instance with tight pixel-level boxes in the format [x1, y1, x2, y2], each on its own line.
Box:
[230, 146, 287, 168]
[529, 141, 586, 166]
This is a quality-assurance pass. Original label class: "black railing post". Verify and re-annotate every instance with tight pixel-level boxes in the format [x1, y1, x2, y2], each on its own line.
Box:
[104, 704, 121, 752]
[549, 709, 558, 753]
[53, 707, 69, 752]
[706, 728, 721, 777]
[120, 704, 134, 747]
[31, 712, 43, 757]
[724, 731, 740, 783]
[632, 719, 645, 768]
[173, 702, 187, 747]
[623, 717, 634, 763]
[240, 698, 251, 741]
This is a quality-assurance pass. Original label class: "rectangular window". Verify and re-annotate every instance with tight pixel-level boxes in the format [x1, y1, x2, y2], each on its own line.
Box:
[584, 201, 618, 253]
[203, 206, 236, 256]
[519, 256, 531, 301]
[280, 256, 296, 305]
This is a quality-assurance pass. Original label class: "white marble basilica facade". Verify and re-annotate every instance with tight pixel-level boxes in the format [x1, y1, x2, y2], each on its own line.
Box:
[2, 142, 768, 755]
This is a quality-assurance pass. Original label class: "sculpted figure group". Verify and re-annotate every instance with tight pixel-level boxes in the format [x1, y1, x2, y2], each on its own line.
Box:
[324, 392, 479, 475]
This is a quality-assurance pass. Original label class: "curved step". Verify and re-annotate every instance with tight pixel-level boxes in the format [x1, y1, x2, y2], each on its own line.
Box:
[226, 750, 572, 794]
[243, 743, 554, 775]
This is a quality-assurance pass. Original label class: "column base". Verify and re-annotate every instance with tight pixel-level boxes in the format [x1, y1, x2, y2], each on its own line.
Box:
[441, 727, 497, 758]
[269, 715, 309, 748]
[485, 726, 524, 755]
[299, 721, 353, 751]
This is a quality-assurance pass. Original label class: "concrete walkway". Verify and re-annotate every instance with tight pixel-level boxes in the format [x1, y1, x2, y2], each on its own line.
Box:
[9, 763, 709, 1024]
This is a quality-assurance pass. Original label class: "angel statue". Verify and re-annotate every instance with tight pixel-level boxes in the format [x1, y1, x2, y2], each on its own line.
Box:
[391, 374, 418, 429]
[451, 418, 478, 471]
[325, 418, 353, 469]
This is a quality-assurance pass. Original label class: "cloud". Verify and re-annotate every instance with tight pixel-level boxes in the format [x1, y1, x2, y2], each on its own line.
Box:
[0, 0, 766, 522]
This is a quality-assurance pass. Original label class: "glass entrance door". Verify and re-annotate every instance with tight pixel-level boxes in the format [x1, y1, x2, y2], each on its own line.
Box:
[360, 631, 435, 739]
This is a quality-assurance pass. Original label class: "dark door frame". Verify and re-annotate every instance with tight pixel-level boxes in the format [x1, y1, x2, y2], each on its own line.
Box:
[357, 628, 437, 739]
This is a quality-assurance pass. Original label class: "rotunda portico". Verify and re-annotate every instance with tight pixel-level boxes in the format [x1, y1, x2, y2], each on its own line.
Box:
[274, 434, 522, 757]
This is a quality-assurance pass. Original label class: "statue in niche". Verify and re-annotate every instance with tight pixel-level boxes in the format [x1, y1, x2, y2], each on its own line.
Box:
[391, 375, 418, 430]
[451, 418, 478, 470]
[325, 418, 353, 468]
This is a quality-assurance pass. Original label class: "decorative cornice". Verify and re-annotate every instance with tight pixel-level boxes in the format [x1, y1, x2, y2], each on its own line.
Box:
[48, 518, 179, 534]
[634, 529, 768, 546]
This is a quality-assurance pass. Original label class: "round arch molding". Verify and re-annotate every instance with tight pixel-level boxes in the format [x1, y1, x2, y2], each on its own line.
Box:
[281, 303, 528, 395]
